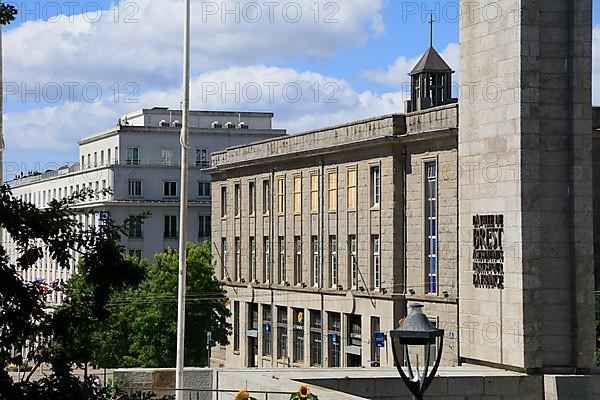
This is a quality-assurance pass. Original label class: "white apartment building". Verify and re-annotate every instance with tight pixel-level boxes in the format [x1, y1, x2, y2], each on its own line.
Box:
[3, 107, 286, 306]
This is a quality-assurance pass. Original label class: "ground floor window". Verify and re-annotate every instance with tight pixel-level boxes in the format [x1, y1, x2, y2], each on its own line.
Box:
[328, 312, 341, 367]
[371, 316, 381, 367]
[277, 306, 288, 360]
[233, 302, 240, 351]
[293, 308, 304, 364]
[347, 314, 362, 367]
[309, 310, 322, 367]
[263, 305, 272, 357]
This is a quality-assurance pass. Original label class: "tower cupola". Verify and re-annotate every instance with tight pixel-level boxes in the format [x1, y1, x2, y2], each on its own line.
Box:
[406, 16, 455, 112]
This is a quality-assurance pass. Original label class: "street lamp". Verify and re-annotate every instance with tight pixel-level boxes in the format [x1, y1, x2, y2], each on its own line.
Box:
[390, 304, 444, 400]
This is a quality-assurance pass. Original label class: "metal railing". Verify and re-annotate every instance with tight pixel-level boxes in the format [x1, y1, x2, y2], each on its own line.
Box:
[116, 387, 304, 400]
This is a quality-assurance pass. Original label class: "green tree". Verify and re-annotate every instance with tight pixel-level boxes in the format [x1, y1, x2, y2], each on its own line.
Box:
[118, 243, 231, 367]
[0, 183, 144, 399]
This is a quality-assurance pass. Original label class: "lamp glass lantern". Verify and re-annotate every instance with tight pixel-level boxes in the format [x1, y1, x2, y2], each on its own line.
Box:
[390, 304, 444, 400]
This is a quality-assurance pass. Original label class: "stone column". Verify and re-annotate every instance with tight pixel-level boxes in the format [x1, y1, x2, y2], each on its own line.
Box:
[458, 0, 595, 372]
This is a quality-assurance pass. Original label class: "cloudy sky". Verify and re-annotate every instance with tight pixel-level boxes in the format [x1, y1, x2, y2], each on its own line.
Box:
[2, 0, 600, 176]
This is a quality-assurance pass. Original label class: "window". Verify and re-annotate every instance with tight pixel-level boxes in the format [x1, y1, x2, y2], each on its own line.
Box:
[198, 215, 211, 240]
[128, 215, 143, 239]
[249, 182, 256, 215]
[249, 303, 259, 330]
[81, 155, 85, 168]
[114, 146, 119, 163]
[100, 150, 104, 165]
[278, 237, 286, 284]
[195, 148, 209, 167]
[372, 235, 381, 290]
[371, 166, 380, 206]
[293, 308, 304, 363]
[277, 307, 288, 359]
[221, 187, 227, 218]
[348, 314, 362, 347]
[309, 310, 322, 367]
[328, 172, 337, 212]
[311, 236, 319, 287]
[328, 312, 341, 367]
[349, 235, 358, 289]
[310, 175, 319, 213]
[164, 215, 177, 238]
[235, 237, 241, 281]
[425, 162, 437, 294]
[293, 176, 301, 214]
[161, 148, 174, 166]
[371, 317, 381, 367]
[249, 237, 256, 282]
[128, 249, 142, 259]
[198, 181, 211, 198]
[234, 184, 241, 217]
[347, 169, 357, 210]
[263, 180, 271, 214]
[263, 305, 272, 357]
[107, 148, 111, 165]
[93, 152, 97, 167]
[427, 319, 438, 366]
[233, 302, 240, 351]
[277, 178, 285, 215]
[163, 181, 177, 197]
[128, 180, 142, 197]
[264, 236, 271, 283]
[221, 238, 228, 280]
[126, 147, 140, 165]
[330, 236, 338, 288]
[294, 236, 302, 285]
[87, 154, 91, 168]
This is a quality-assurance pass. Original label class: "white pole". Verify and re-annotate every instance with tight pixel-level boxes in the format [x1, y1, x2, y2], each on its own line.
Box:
[175, 0, 191, 398]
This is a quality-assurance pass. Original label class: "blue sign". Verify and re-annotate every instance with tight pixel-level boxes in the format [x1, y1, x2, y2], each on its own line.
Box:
[374, 332, 385, 348]
[265, 322, 271, 333]
[331, 332, 338, 343]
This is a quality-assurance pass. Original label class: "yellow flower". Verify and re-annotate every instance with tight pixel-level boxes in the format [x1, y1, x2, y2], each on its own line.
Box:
[235, 390, 250, 400]
[298, 385, 310, 399]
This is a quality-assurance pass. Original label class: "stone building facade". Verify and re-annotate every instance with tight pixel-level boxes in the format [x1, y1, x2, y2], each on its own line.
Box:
[210, 0, 600, 372]
[209, 103, 461, 369]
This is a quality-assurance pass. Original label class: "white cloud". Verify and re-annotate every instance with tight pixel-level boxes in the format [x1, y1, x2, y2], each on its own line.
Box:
[361, 42, 459, 88]
[4, 0, 386, 90]
[4, 65, 407, 153]
[593, 25, 599, 105]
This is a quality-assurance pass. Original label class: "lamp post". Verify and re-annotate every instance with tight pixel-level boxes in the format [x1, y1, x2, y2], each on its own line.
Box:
[390, 304, 444, 400]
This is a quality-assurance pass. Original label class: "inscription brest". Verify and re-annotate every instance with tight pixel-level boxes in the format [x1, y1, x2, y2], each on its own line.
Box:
[472, 214, 504, 289]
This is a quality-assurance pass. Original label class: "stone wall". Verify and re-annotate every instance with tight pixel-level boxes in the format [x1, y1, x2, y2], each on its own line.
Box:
[458, 0, 595, 371]
[114, 367, 600, 399]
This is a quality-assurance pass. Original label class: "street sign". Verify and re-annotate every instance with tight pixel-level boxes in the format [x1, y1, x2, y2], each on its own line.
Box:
[374, 332, 386, 348]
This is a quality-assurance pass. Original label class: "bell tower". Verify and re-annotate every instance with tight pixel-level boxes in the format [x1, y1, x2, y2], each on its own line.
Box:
[407, 15, 455, 113]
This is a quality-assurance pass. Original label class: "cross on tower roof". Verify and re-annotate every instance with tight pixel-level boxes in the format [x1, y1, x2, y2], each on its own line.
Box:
[428, 12, 434, 48]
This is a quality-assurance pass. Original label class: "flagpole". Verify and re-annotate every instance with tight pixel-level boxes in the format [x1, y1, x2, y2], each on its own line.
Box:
[175, 0, 191, 398]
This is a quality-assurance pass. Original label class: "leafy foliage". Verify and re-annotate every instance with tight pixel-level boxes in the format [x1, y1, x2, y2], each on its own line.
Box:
[0, 2, 17, 25]
[62, 243, 231, 368]
[0, 185, 143, 398]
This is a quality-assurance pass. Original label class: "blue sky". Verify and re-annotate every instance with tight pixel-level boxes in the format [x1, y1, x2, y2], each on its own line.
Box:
[2, 0, 599, 178]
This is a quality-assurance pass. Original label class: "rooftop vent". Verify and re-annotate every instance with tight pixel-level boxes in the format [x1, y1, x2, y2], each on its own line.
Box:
[211, 121, 222, 129]
[224, 122, 235, 129]
[159, 120, 169, 127]
[171, 120, 182, 128]
[237, 122, 249, 129]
